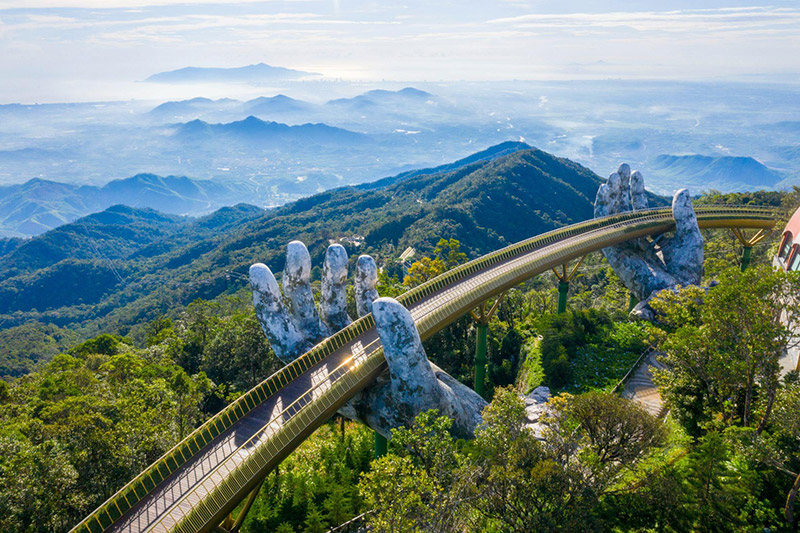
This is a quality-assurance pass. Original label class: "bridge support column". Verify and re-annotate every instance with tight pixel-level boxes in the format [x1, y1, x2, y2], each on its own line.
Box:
[732, 228, 769, 272]
[741, 246, 752, 271]
[374, 432, 388, 459]
[552, 257, 585, 315]
[474, 322, 488, 397]
[218, 478, 264, 533]
[470, 293, 506, 398]
[557, 281, 570, 314]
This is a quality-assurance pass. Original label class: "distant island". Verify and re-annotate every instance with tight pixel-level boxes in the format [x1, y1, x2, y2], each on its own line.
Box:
[145, 62, 321, 83]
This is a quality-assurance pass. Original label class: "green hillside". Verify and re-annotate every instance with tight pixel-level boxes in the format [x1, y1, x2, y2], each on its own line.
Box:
[0, 145, 605, 374]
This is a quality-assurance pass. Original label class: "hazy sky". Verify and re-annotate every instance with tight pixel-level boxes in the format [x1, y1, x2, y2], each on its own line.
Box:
[1, 1, 799, 102]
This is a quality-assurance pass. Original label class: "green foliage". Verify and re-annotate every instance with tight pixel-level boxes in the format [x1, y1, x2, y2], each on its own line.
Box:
[568, 321, 661, 392]
[539, 309, 657, 391]
[0, 339, 214, 531]
[242, 421, 372, 533]
[144, 298, 281, 395]
[516, 336, 545, 394]
[359, 410, 471, 532]
[403, 237, 467, 287]
[0, 322, 78, 379]
[69, 333, 127, 357]
[0, 147, 601, 370]
[361, 388, 666, 533]
[652, 266, 800, 434]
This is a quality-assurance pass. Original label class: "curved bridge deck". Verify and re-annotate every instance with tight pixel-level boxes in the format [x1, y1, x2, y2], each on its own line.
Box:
[71, 205, 778, 533]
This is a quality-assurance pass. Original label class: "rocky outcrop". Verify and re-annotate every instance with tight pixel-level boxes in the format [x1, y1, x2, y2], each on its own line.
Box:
[523, 386, 551, 440]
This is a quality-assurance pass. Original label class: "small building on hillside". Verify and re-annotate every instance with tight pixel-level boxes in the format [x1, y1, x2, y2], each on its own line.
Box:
[776, 207, 800, 271]
[774, 206, 800, 373]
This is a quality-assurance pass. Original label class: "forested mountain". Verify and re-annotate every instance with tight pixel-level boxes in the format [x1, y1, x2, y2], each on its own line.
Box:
[652, 153, 785, 192]
[171, 116, 366, 145]
[0, 174, 261, 237]
[0, 145, 605, 375]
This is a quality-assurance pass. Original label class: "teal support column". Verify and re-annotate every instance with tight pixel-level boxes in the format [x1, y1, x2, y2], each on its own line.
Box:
[741, 246, 752, 271]
[557, 281, 569, 314]
[474, 322, 488, 397]
[733, 228, 767, 272]
[629, 292, 637, 312]
[470, 293, 506, 398]
[553, 258, 584, 315]
[374, 432, 387, 459]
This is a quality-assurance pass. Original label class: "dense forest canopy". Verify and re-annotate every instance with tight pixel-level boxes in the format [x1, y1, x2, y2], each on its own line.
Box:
[0, 148, 798, 531]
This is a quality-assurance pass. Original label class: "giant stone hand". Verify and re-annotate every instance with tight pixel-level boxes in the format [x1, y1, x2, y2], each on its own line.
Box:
[594, 164, 704, 311]
[249, 241, 487, 439]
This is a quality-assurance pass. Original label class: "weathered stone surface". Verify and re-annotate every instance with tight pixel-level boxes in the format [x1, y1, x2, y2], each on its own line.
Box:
[250, 263, 312, 363]
[522, 386, 551, 440]
[355, 255, 379, 317]
[283, 241, 324, 340]
[594, 164, 704, 308]
[320, 244, 351, 333]
[662, 189, 704, 286]
[250, 243, 487, 440]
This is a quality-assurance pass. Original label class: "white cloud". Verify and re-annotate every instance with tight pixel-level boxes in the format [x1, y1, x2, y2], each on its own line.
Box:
[487, 6, 800, 34]
[0, 2, 799, 101]
[0, 0, 312, 7]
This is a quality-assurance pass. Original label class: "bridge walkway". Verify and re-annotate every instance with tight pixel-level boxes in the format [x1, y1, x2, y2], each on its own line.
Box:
[70, 205, 778, 533]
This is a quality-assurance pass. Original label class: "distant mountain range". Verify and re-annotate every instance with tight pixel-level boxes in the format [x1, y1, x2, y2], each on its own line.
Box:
[147, 87, 438, 123]
[171, 116, 367, 146]
[145, 63, 319, 83]
[651, 154, 785, 192]
[244, 94, 315, 116]
[327, 87, 434, 110]
[0, 174, 259, 238]
[0, 138, 527, 239]
[149, 97, 241, 119]
[0, 144, 603, 376]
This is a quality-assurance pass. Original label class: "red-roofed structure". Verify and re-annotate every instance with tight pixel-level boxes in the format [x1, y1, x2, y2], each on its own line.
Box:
[776, 207, 800, 271]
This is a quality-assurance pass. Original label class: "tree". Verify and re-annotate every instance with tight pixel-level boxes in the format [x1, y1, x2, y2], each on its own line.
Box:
[323, 485, 353, 526]
[202, 310, 277, 391]
[303, 504, 327, 533]
[433, 238, 467, 269]
[403, 238, 467, 288]
[770, 380, 800, 524]
[469, 387, 592, 532]
[546, 391, 666, 492]
[359, 411, 472, 532]
[170, 368, 211, 438]
[651, 266, 800, 433]
[403, 256, 447, 288]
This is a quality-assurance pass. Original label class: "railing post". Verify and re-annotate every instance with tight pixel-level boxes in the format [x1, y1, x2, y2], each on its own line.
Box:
[374, 432, 388, 459]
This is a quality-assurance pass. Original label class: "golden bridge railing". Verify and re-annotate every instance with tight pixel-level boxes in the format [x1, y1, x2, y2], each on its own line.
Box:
[71, 205, 779, 533]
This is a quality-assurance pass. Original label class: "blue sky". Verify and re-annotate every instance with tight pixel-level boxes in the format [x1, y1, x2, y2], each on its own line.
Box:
[0, 1, 798, 102]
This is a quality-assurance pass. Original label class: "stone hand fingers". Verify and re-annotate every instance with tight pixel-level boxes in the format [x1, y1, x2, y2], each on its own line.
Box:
[283, 241, 324, 340]
[320, 244, 352, 333]
[372, 298, 440, 403]
[355, 255, 379, 317]
[249, 263, 311, 363]
[662, 189, 704, 286]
